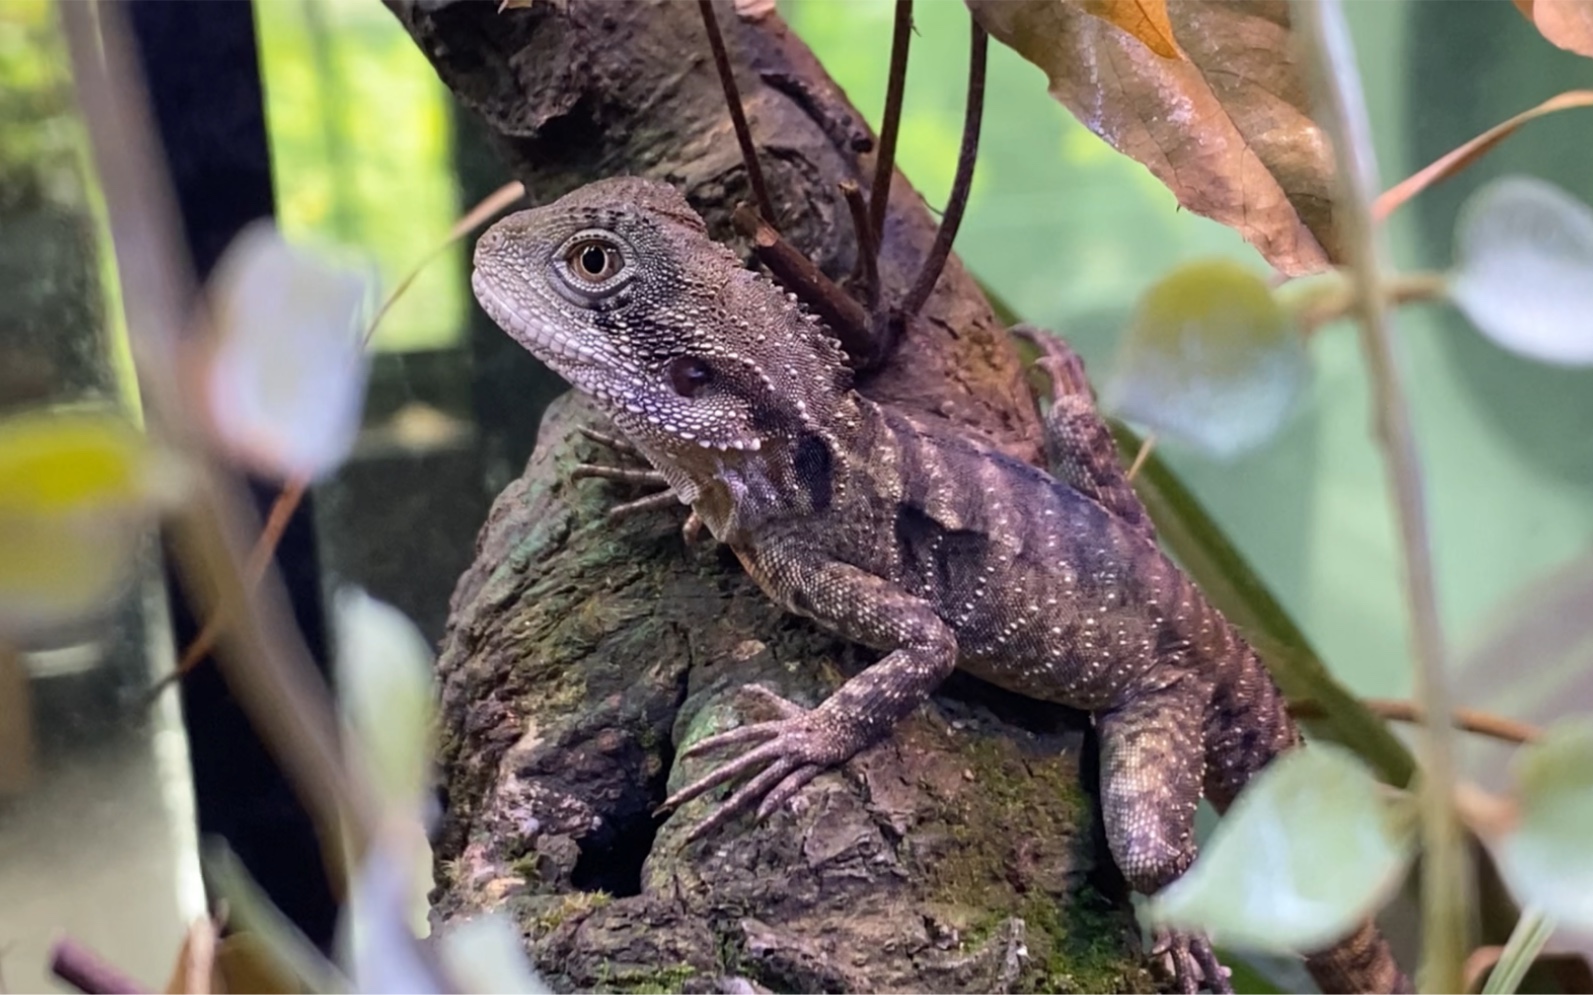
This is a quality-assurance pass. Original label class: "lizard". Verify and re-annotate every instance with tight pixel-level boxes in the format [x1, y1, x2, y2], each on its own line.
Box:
[470, 175, 1411, 995]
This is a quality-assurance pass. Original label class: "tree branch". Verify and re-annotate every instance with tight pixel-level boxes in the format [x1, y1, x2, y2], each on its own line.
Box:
[1291, 698, 1541, 746]
[733, 203, 873, 364]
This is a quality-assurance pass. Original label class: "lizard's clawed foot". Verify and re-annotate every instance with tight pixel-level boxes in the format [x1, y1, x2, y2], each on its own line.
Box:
[1150, 927, 1233, 995]
[1012, 325, 1093, 405]
[660, 685, 848, 842]
[571, 426, 707, 543]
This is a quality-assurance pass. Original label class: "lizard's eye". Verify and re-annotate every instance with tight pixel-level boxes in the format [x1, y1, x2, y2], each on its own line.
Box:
[565, 238, 623, 283]
[667, 357, 713, 397]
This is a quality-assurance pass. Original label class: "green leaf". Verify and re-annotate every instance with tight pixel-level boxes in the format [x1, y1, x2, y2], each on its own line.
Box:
[1480, 907, 1554, 995]
[1449, 176, 1593, 366]
[1496, 719, 1593, 930]
[1148, 744, 1416, 951]
[1102, 259, 1308, 459]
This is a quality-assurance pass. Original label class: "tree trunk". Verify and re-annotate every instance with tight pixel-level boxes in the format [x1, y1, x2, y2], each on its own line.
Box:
[390, 2, 1153, 991]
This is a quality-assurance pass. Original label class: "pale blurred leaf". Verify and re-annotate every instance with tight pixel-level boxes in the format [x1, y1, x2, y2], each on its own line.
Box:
[213, 933, 309, 995]
[1496, 720, 1593, 931]
[343, 839, 446, 995]
[1512, 0, 1593, 58]
[1149, 744, 1415, 951]
[968, 0, 1336, 275]
[1449, 176, 1593, 366]
[205, 222, 375, 481]
[334, 587, 438, 935]
[334, 587, 437, 823]
[437, 914, 552, 995]
[1103, 259, 1307, 459]
[0, 408, 177, 641]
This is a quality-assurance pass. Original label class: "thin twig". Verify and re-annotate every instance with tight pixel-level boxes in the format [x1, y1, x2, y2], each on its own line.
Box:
[868, 0, 914, 250]
[50, 939, 148, 995]
[1125, 433, 1156, 482]
[732, 203, 873, 363]
[1290, 698, 1541, 745]
[841, 180, 880, 309]
[1297, 3, 1470, 990]
[1294, 269, 1450, 336]
[698, 0, 775, 223]
[900, 18, 987, 319]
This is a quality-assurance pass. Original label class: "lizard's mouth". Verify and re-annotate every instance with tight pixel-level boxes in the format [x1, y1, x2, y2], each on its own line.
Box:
[471, 271, 604, 372]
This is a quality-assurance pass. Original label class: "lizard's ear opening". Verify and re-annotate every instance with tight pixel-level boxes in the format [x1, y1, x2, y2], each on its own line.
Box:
[666, 356, 713, 398]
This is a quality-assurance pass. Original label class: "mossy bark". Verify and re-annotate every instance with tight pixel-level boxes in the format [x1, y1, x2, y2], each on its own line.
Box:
[390, 1, 1154, 991]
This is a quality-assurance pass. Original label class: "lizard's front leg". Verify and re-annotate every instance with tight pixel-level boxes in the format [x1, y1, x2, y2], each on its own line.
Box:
[661, 552, 958, 841]
[570, 426, 705, 541]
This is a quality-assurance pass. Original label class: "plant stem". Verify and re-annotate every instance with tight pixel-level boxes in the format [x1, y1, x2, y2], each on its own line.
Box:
[1480, 908, 1553, 995]
[1295, 3, 1470, 990]
[841, 179, 881, 310]
[900, 17, 986, 318]
[869, 0, 913, 252]
[1290, 697, 1540, 745]
[697, 0, 775, 223]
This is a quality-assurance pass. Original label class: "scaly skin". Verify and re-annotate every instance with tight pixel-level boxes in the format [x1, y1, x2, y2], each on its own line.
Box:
[471, 177, 1410, 995]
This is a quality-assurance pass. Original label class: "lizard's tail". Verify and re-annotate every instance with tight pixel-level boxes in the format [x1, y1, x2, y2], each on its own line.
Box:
[1204, 643, 1412, 994]
[1304, 920, 1413, 994]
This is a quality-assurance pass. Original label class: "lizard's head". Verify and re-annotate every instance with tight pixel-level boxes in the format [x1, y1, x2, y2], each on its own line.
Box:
[471, 177, 851, 456]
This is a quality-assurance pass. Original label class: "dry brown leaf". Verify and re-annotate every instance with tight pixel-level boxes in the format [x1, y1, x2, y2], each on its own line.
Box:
[1513, 0, 1593, 58]
[1374, 90, 1593, 223]
[968, 0, 1337, 275]
[1081, 0, 1181, 59]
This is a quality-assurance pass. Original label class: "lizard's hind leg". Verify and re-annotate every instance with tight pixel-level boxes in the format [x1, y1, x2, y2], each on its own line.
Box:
[1097, 680, 1233, 994]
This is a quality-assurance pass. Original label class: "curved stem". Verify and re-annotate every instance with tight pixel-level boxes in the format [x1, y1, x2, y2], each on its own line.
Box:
[868, 0, 913, 250]
[697, 0, 775, 223]
[900, 18, 986, 318]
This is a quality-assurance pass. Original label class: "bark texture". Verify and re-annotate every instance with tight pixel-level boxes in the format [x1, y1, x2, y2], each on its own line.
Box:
[391, 1, 1153, 990]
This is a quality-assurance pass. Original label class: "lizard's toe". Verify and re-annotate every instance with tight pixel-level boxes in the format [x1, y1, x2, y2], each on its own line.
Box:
[1012, 325, 1092, 402]
[660, 689, 847, 841]
[1151, 928, 1232, 994]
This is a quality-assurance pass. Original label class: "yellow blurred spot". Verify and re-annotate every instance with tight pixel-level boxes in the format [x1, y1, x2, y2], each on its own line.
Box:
[0, 409, 150, 511]
[0, 409, 168, 641]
